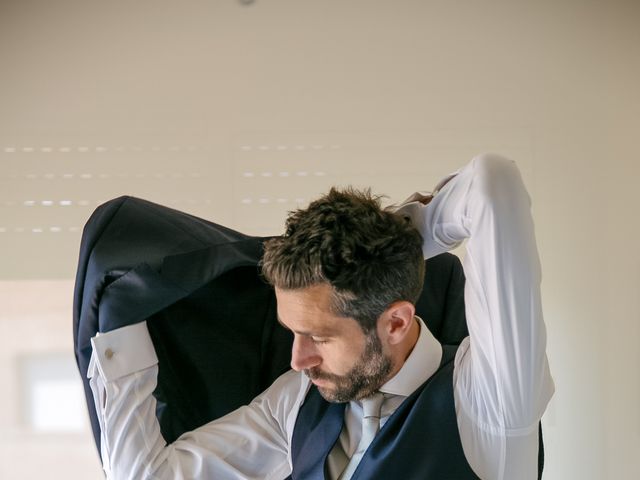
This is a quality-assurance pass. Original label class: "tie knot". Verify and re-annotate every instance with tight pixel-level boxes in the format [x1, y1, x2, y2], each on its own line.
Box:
[362, 392, 384, 419]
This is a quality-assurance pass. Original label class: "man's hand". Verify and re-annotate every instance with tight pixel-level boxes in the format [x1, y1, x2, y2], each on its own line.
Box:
[399, 192, 433, 206]
[384, 192, 432, 247]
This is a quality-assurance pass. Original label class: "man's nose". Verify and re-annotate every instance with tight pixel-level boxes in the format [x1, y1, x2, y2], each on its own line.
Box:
[290, 335, 321, 371]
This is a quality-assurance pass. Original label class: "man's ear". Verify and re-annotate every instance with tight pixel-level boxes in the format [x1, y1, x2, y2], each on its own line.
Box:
[379, 301, 416, 345]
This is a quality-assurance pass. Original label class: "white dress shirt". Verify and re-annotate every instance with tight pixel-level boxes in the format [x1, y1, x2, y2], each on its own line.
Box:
[88, 153, 554, 480]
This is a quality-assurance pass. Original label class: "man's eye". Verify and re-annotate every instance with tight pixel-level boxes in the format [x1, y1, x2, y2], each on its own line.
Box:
[311, 337, 328, 345]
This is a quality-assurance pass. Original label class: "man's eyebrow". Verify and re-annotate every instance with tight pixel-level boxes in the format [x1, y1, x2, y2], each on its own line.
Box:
[276, 315, 332, 337]
[276, 315, 309, 336]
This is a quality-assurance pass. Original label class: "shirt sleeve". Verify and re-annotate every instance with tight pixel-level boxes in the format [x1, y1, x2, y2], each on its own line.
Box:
[88, 321, 304, 480]
[395, 153, 554, 479]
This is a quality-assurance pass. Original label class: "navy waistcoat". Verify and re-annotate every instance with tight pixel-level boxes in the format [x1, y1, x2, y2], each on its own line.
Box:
[286, 345, 481, 480]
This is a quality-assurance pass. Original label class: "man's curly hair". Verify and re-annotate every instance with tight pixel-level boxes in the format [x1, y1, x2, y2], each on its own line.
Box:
[261, 187, 425, 332]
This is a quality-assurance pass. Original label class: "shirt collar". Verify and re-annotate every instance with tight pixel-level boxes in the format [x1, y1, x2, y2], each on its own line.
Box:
[378, 316, 442, 397]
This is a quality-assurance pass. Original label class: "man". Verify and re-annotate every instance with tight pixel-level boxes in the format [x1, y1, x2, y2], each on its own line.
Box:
[88, 153, 554, 479]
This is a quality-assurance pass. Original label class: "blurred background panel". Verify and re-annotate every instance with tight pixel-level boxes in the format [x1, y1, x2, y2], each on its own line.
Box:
[0, 0, 638, 478]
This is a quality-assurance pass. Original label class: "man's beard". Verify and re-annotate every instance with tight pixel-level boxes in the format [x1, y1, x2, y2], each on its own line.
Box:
[304, 331, 393, 403]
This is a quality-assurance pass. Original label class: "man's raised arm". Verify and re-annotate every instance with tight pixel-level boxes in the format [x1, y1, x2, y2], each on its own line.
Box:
[396, 153, 554, 479]
[88, 321, 298, 479]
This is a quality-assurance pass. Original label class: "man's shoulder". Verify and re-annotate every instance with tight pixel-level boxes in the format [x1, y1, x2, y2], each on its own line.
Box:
[275, 369, 309, 389]
[258, 369, 312, 407]
[249, 369, 311, 444]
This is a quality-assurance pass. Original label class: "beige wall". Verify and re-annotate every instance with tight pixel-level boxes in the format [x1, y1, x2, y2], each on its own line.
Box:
[0, 0, 638, 478]
[0, 281, 103, 479]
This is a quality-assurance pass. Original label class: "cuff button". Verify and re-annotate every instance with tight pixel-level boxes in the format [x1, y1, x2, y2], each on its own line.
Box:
[105, 348, 114, 359]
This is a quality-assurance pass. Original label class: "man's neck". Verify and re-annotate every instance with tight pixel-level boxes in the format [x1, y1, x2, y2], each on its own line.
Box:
[384, 316, 421, 384]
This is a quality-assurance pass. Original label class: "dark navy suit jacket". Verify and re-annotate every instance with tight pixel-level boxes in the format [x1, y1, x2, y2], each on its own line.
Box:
[73, 196, 542, 475]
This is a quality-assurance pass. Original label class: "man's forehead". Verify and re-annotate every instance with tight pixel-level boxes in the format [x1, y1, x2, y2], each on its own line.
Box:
[274, 284, 349, 334]
[275, 314, 336, 337]
[274, 284, 335, 311]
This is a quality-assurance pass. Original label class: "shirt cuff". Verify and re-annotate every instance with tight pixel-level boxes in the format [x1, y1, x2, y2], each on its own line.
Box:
[89, 321, 158, 382]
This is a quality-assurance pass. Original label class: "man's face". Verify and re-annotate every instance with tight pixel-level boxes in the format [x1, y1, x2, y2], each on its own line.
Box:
[275, 284, 393, 402]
